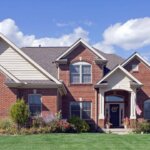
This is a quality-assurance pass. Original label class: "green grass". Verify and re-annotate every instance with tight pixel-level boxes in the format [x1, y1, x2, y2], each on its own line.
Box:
[0, 133, 149, 150]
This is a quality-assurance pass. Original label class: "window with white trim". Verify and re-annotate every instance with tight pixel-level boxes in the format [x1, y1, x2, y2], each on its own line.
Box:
[28, 94, 42, 116]
[132, 64, 139, 72]
[70, 62, 92, 84]
[144, 100, 150, 120]
[70, 101, 91, 119]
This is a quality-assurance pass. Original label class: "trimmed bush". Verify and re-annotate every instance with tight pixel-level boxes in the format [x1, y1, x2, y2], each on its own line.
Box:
[134, 121, 150, 133]
[49, 120, 77, 133]
[10, 98, 29, 129]
[68, 116, 90, 132]
[32, 117, 46, 128]
[0, 119, 15, 130]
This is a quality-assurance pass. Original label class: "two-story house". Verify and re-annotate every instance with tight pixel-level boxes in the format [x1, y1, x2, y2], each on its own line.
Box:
[0, 33, 150, 129]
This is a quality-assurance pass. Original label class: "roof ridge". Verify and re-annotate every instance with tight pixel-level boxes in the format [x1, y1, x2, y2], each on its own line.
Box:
[21, 46, 70, 48]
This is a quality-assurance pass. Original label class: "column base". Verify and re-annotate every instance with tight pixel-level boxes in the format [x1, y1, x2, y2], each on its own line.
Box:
[130, 119, 137, 128]
[98, 119, 105, 128]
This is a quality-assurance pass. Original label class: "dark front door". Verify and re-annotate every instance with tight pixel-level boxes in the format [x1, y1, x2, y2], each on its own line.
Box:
[110, 104, 119, 128]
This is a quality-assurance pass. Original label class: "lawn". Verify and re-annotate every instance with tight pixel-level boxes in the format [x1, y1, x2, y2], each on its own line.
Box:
[0, 133, 150, 150]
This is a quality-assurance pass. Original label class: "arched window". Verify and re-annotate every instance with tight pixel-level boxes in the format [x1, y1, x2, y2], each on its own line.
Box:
[70, 62, 92, 84]
[105, 95, 124, 102]
[144, 100, 150, 120]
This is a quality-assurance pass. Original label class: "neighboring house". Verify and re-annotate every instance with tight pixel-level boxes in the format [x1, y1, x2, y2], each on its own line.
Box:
[0, 33, 150, 129]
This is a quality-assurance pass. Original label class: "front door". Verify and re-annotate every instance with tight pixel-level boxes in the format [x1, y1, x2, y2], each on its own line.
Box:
[110, 104, 119, 127]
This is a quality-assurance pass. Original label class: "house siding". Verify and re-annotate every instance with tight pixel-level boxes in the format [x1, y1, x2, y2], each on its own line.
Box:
[0, 39, 48, 80]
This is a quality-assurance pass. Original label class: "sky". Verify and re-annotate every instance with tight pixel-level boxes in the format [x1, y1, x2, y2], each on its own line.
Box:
[0, 0, 150, 60]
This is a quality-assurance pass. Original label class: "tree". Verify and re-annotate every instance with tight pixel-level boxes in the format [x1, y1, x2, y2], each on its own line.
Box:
[10, 98, 29, 129]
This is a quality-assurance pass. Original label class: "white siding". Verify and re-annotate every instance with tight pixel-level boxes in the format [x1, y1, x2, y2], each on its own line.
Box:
[0, 41, 48, 80]
[107, 69, 133, 91]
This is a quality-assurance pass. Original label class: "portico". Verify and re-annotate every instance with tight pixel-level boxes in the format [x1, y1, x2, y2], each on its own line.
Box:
[96, 65, 142, 128]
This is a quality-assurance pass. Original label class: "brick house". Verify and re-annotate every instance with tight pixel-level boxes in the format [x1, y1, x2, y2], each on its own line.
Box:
[0, 33, 150, 129]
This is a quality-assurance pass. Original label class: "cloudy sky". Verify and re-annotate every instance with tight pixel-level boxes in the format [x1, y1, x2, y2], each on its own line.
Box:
[0, 0, 150, 60]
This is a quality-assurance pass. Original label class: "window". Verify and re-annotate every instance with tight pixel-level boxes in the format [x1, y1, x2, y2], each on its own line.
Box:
[70, 62, 91, 84]
[106, 95, 124, 102]
[144, 100, 150, 120]
[132, 64, 139, 72]
[28, 94, 42, 116]
[70, 101, 91, 119]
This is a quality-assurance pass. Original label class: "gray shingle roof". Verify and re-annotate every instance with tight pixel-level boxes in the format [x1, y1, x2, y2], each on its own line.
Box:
[21, 47, 124, 79]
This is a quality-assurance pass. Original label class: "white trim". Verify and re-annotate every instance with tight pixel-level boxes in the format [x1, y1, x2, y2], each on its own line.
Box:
[28, 93, 42, 117]
[122, 52, 150, 68]
[106, 102, 124, 127]
[56, 38, 106, 61]
[131, 64, 139, 72]
[70, 61, 92, 84]
[0, 65, 20, 83]
[0, 33, 61, 84]
[97, 65, 142, 85]
[130, 90, 136, 119]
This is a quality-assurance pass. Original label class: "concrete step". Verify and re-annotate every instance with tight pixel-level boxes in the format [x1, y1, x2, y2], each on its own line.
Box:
[102, 128, 133, 135]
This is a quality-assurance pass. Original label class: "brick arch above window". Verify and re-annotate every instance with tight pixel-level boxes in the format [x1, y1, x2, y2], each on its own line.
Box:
[70, 61, 92, 84]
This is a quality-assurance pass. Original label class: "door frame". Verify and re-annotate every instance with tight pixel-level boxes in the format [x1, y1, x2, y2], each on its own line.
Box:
[105, 102, 124, 127]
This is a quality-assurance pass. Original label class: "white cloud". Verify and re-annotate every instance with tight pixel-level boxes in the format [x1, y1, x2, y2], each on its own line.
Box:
[93, 41, 115, 53]
[96, 17, 150, 51]
[0, 18, 89, 47]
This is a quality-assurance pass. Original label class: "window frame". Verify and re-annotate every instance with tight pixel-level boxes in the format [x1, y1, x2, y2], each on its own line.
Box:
[144, 100, 150, 120]
[70, 62, 92, 84]
[70, 101, 92, 120]
[132, 64, 139, 72]
[28, 94, 42, 117]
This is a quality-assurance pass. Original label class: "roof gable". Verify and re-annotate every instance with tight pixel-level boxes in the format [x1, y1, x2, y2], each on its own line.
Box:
[0, 33, 61, 84]
[0, 65, 20, 83]
[121, 52, 150, 68]
[56, 39, 107, 61]
[97, 65, 142, 85]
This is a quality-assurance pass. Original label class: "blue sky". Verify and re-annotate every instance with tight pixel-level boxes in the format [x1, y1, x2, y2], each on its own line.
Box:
[0, 0, 150, 60]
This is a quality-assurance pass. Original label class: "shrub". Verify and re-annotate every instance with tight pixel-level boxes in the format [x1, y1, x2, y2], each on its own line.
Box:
[10, 98, 29, 129]
[134, 120, 150, 133]
[0, 119, 15, 130]
[49, 120, 76, 133]
[68, 116, 90, 132]
[32, 117, 46, 128]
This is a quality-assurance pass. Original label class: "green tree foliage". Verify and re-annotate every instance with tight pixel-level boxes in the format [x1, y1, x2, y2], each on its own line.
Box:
[10, 99, 29, 129]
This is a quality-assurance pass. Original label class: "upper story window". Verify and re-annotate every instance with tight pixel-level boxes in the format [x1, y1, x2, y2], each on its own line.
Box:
[132, 64, 139, 72]
[28, 94, 42, 116]
[70, 62, 92, 84]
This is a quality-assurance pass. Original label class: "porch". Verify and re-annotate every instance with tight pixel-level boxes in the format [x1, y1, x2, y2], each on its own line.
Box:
[96, 66, 142, 129]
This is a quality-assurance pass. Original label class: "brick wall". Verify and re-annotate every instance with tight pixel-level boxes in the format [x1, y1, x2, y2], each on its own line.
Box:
[18, 88, 58, 117]
[124, 57, 150, 119]
[0, 71, 17, 118]
[59, 44, 103, 124]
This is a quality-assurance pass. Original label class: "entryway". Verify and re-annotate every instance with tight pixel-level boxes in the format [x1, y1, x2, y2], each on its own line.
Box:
[109, 104, 119, 127]
[104, 90, 130, 128]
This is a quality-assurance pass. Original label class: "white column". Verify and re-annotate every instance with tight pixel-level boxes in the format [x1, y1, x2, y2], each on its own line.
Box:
[130, 90, 136, 119]
[99, 89, 105, 119]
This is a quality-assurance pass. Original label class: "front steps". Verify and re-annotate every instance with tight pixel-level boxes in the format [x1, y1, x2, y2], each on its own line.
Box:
[102, 128, 133, 134]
